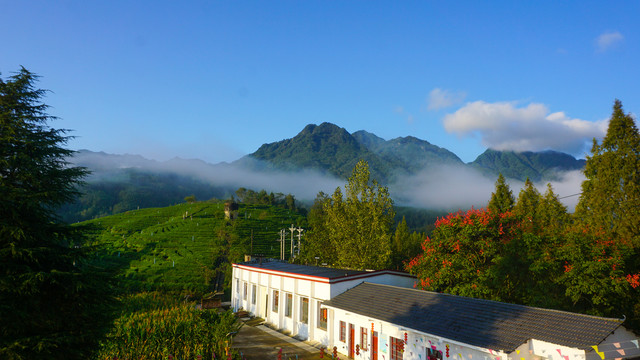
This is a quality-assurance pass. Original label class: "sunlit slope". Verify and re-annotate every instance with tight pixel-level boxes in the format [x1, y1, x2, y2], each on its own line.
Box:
[80, 202, 306, 293]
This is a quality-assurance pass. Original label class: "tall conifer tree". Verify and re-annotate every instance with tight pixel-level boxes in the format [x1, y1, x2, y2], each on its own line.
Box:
[576, 99, 640, 242]
[537, 183, 569, 234]
[488, 173, 515, 214]
[0, 68, 113, 359]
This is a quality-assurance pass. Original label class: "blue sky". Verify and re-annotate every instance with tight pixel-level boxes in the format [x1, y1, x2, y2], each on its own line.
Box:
[2, 1, 638, 164]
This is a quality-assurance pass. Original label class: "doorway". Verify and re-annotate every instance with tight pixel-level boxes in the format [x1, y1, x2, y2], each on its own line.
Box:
[348, 323, 355, 357]
[372, 331, 378, 360]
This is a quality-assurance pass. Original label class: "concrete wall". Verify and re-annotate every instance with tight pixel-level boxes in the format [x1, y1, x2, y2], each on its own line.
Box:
[231, 264, 416, 346]
[231, 264, 333, 343]
[327, 307, 502, 360]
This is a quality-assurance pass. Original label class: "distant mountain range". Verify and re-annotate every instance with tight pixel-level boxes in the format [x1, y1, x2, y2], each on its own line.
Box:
[62, 122, 586, 222]
[244, 122, 585, 183]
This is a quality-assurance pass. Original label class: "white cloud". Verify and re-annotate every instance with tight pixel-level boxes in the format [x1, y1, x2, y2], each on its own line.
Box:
[391, 164, 496, 210]
[596, 31, 624, 52]
[442, 101, 607, 156]
[427, 88, 466, 110]
[391, 165, 584, 212]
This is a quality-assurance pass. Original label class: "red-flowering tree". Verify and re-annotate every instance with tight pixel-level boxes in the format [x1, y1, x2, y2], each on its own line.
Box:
[406, 207, 569, 307]
[406, 208, 524, 301]
[406, 206, 639, 330]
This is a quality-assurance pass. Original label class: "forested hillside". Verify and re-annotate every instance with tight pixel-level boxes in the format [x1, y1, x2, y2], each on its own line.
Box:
[59, 169, 229, 223]
[469, 149, 586, 181]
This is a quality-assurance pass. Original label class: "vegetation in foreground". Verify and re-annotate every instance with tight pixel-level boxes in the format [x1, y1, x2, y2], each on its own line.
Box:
[1, 68, 117, 359]
[96, 292, 242, 359]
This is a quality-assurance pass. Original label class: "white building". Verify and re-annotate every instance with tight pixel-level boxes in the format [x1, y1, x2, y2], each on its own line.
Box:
[230, 259, 416, 344]
[322, 282, 640, 360]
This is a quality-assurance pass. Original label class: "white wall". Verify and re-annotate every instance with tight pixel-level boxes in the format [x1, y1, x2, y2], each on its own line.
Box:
[327, 306, 508, 360]
[231, 264, 416, 346]
[231, 264, 334, 343]
[590, 327, 640, 360]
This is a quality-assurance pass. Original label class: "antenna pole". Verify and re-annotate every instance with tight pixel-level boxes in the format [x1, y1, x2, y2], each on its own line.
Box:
[288, 224, 296, 260]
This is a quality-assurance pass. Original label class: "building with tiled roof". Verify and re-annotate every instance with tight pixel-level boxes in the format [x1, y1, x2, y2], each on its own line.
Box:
[231, 259, 416, 344]
[322, 282, 640, 360]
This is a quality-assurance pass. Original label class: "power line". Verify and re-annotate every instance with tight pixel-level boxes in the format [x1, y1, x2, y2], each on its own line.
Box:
[558, 193, 582, 200]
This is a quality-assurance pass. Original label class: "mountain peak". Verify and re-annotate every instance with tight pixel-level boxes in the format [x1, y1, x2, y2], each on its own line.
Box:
[470, 149, 585, 181]
[245, 123, 585, 183]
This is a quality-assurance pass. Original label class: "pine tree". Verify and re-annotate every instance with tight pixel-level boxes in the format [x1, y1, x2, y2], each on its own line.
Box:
[488, 173, 515, 214]
[391, 216, 424, 271]
[0, 68, 113, 359]
[514, 178, 541, 219]
[391, 216, 410, 270]
[298, 191, 337, 265]
[576, 99, 640, 242]
[537, 183, 569, 234]
[513, 178, 541, 233]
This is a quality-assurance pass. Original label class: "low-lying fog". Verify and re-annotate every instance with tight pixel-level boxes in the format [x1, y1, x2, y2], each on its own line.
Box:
[71, 151, 584, 212]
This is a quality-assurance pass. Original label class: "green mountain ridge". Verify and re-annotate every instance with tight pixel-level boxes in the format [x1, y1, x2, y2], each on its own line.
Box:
[247, 122, 584, 182]
[249, 122, 389, 181]
[470, 149, 586, 182]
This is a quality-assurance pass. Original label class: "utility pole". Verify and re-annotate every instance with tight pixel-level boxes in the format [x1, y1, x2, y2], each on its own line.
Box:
[288, 224, 296, 260]
[295, 227, 304, 257]
[279, 229, 286, 260]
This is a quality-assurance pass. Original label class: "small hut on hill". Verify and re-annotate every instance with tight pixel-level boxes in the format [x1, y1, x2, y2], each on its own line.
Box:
[224, 201, 239, 220]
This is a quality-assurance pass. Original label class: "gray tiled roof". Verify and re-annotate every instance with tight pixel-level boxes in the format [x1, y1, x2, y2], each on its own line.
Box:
[237, 260, 367, 279]
[323, 282, 623, 352]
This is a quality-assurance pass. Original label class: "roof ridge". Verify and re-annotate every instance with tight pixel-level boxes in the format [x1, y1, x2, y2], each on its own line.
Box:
[360, 282, 624, 323]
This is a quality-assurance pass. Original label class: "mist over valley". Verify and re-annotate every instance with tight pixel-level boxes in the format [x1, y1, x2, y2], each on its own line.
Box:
[62, 123, 586, 223]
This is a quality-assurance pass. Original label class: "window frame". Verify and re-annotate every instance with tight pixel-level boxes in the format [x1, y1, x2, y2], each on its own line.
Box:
[243, 282, 247, 300]
[317, 302, 327, 330]
[251, 284, 257, 305]
[300, 297, 309, 324]
[360, 326, 368, 350]
[339, 321, 346, 342]
[390, 336, 404, 360]
[285, 293, 293, 318]
[272, 290, 279, 313]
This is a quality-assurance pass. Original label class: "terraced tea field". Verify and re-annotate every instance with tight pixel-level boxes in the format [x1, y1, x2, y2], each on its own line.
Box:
[80, 201, 306, 294]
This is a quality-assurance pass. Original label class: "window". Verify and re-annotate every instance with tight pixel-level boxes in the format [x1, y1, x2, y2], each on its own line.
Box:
[390, 336, 404, 360]
[272, 290, 279, 312]
[428, 348, 443, 360]
[360, 327, 368, 350]
[243, 282, 247, 300]
[339, 321, 346, 342]
[317, 302, 327, 329]
[251, 284, 257, 305]
[236, 279, 240, 293]
[285, 293, 293, 317]
[300, 297, 309, 324]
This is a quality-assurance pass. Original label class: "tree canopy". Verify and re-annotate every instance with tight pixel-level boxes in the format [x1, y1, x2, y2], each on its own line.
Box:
[576, 99, 640, 242]
[0, 68, 113, 359]
[301, 160, 395, 270]
[487, 173, 515, 214]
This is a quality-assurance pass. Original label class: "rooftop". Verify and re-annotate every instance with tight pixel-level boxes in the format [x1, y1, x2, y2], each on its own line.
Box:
[234, 259, 369, 280]
[323, 282, 623, 352]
